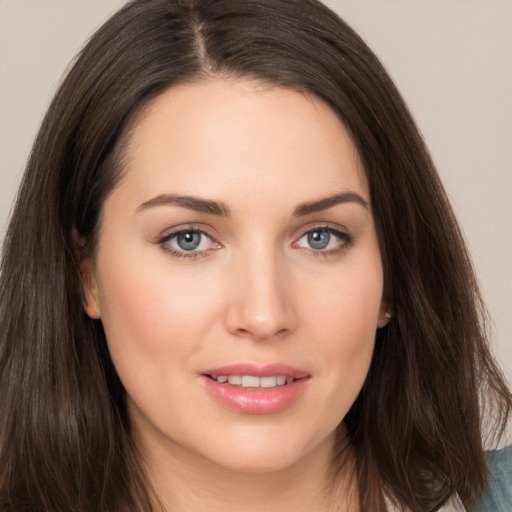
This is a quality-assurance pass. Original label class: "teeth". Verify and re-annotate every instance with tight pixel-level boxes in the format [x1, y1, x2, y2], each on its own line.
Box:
[241, 375, 260, 387]
[260, 376, 277, 388]
[215, 375, 293, 388]
[227, 375, 242, 386]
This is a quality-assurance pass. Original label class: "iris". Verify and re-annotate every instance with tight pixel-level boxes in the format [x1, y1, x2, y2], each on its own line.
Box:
[176, 231, 202, 251]
[307, 230, 331, 250]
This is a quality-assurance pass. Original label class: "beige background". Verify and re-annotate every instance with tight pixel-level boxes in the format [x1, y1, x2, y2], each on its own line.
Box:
[1, 1, 511, 387]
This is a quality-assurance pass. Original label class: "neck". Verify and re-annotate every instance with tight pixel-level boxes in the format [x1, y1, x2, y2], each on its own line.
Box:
[137, 427, 358, 512]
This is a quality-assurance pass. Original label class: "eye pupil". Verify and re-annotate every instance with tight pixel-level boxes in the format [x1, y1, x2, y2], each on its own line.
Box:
[308, 230, 330, 250]
[177, 231, 201, 251]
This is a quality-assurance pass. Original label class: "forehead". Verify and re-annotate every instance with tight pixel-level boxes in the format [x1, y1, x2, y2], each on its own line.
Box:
[117, 78, 369, 211]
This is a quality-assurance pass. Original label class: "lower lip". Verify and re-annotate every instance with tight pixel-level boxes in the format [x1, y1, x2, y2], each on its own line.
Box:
[201, 376, 309, 415]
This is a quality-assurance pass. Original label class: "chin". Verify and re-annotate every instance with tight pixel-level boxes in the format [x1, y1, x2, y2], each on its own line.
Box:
[207, 449, 302, 474]
[194, 428, 330, 475]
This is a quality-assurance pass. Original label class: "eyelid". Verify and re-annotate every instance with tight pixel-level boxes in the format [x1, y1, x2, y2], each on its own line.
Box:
[156, 224, 222, 259]
[293, 221, 349, 240]
[153, 221, 353, 260]
[155, 222, 216, 243]
[292, 223, 354, 254]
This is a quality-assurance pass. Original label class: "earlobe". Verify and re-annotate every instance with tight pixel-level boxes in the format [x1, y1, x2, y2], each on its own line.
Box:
[377, 305, 393, 328]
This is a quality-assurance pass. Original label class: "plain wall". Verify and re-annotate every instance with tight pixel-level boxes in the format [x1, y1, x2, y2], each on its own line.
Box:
[1, 1, 511, 386]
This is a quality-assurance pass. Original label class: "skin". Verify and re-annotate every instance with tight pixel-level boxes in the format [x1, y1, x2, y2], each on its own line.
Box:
[82, 78, 389, 511]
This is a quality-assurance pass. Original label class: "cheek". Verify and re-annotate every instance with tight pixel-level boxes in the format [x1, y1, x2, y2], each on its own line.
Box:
[301, 256, 382, 407]
[95, 250, 223, 378]
[305, 253, 383, 339]
[313, 287, 378, 374]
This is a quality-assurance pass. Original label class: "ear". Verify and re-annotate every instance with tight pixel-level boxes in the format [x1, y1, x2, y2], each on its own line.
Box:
[377, 303, 393, 328]
[80, 257, 101, 319]
[74, 230, 101, 319]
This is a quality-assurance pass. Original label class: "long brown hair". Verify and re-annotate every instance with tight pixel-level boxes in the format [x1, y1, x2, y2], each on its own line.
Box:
[0, 1, 510, 510]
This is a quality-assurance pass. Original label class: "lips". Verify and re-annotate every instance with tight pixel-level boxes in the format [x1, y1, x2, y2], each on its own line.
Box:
[200, 363, 310, 415]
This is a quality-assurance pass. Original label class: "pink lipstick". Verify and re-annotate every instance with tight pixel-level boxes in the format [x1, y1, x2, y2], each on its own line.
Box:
[200, 363, 310, 415]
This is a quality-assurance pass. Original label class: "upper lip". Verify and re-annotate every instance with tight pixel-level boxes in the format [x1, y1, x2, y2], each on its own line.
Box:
[202, 363, 310, 379]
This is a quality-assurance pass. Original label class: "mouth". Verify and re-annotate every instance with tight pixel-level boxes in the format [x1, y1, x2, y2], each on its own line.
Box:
[200, 363, 310, 414]
[205, 374, 297, 388]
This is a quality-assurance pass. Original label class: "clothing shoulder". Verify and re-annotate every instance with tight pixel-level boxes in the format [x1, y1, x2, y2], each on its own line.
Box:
[471, 445, 512, 512]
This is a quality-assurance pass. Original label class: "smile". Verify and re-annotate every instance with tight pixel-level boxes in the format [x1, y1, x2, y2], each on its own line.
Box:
[208, 375, 295, 388]
[201, 363, 310, 414]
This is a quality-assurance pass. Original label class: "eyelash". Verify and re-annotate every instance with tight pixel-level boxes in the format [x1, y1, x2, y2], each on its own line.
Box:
[157, 226, 218, 260]
[293, 225, 353, 258]
[156, 225, 353, 260]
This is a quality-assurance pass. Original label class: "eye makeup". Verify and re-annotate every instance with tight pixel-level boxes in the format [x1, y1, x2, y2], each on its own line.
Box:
[154, 222, 354, 261]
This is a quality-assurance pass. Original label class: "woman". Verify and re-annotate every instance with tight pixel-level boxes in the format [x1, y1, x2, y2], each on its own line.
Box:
[0, 0, 510, 510]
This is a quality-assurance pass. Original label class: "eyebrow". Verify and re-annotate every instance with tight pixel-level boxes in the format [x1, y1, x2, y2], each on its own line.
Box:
[137, 194, 232, 216]
[136, 191, 369, 217]
[292, 192, 369, 216]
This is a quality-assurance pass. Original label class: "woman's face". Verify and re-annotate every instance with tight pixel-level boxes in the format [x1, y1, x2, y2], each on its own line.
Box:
[83, 79, 387, 473]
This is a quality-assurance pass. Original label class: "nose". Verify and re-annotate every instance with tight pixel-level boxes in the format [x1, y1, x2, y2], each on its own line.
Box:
[224, 248, 296, 341]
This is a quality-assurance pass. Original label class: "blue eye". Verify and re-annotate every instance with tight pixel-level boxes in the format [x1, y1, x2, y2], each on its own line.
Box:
[160, 229, 213, 255]
[307, 230, 331, 250]
[175, 231, 202, 251]
[296, 227, 350, 253]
